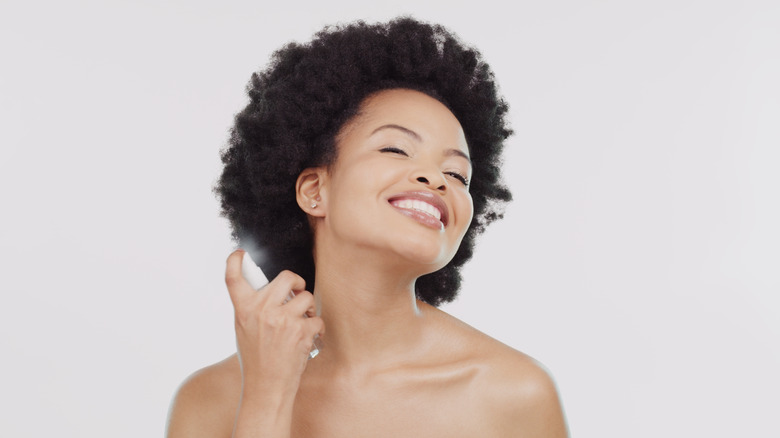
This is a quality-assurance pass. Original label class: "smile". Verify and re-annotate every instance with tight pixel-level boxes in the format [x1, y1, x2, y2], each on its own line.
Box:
[390, 199, 442, 221]
[387, 191, 450, 230]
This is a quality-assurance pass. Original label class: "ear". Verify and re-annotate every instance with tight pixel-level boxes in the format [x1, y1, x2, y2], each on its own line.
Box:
[296, 167, 327, 218]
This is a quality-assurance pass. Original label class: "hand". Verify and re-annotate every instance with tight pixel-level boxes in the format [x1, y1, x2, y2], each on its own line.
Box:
[225, 250, 325, 395]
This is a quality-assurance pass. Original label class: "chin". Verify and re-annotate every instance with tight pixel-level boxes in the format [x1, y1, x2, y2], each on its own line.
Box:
[391, 235, 458, 269]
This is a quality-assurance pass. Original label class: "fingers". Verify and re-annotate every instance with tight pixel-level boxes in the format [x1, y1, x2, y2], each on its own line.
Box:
[285, 291, 316, 318]
[305, 314, 325, 337]
[225, 249, 249, 306]
[226, 250, 318, 334]
[225, 249, 308, 306]
[265, 270, 307, 305]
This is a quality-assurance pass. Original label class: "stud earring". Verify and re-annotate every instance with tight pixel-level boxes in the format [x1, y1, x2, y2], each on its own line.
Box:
[310, 201, 317, 209]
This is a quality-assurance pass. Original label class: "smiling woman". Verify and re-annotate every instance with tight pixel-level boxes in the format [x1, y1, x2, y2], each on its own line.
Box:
[316, 90, 473, 263]
[166, 17, 568, 438]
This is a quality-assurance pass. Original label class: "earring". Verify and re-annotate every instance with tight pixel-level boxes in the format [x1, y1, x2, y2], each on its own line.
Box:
[310, 201, 317, 209]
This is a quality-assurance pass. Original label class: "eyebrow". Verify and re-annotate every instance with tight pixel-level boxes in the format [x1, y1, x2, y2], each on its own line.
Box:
[371, 124, 422, 141]
[371, 124, 472, 165]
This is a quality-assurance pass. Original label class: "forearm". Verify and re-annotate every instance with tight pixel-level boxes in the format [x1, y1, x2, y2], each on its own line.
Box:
[232, 387, 297, 438]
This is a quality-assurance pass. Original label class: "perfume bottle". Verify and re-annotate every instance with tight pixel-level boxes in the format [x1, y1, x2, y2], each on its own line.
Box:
[241, 251, 322, 359]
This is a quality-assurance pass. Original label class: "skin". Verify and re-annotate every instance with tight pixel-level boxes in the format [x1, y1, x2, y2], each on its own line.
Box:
[166, 89, 568, 438]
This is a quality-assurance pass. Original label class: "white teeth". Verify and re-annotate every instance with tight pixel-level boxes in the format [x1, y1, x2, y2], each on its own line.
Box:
[391, 199, 442, 220]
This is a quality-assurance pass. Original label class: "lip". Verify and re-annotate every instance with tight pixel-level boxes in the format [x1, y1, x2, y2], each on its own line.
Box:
[387, 191, 449, 228]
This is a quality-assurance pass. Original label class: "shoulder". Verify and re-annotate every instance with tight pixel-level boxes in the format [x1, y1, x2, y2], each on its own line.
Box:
[479, 351, 568, 437]
[424, 306, 569, 437]
[165, 354, 242, 438]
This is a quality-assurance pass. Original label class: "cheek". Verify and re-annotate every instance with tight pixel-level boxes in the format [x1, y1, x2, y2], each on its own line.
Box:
[457, 192, 474, 229]
[326, 167, 382, 219]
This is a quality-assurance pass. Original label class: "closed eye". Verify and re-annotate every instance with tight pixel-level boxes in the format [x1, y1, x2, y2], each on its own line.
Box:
[379, 146, 409, 156]
[380, 146, 468, 185]
[446, 171, 470, 186]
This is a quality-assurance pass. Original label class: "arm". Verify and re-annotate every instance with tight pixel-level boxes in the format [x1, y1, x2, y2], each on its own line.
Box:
[227, 250, 324, 437]
[166, 250, 324, 438]
[164, 357, 297, 438]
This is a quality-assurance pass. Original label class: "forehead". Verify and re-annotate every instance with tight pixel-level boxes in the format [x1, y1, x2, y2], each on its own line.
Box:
[338, 88, 468, 152]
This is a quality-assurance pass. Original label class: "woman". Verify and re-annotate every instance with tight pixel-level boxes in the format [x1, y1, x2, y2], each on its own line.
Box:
[167, 17, 568, 437]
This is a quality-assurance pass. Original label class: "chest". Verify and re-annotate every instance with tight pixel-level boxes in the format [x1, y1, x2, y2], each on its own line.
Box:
[290, 376, 491, 438]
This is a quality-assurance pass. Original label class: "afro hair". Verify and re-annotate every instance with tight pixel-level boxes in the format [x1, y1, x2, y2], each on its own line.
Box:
[215, 17, 512, 306]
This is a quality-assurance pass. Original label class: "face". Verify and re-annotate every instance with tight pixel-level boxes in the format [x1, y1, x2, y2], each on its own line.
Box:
[311, 88, 473, 272]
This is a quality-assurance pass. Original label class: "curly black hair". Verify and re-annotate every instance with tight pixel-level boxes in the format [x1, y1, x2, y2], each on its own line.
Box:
[215, 17, 512, 306]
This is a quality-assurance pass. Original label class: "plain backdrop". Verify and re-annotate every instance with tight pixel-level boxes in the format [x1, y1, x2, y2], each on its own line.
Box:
[1, 0, 778, 437]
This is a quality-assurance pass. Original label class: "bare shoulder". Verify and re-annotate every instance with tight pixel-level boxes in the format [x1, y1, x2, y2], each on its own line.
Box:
[165, 354, 242, 438]
[479, 349, 568, 437]
[425, 306, 569, 437]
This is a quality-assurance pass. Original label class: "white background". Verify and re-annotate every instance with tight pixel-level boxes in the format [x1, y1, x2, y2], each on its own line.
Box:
[1, 0, 778, 437]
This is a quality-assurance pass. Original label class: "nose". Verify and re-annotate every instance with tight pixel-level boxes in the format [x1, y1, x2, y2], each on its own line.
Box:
[415, 174, 446, 192]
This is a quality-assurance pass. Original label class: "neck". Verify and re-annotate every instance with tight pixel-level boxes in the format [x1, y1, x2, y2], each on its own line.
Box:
[311, 248, 430, 371]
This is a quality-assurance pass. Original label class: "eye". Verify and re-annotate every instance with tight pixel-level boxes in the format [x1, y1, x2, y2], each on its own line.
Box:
[446, 171, 470, 186]
[379, 146, 409, 156]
